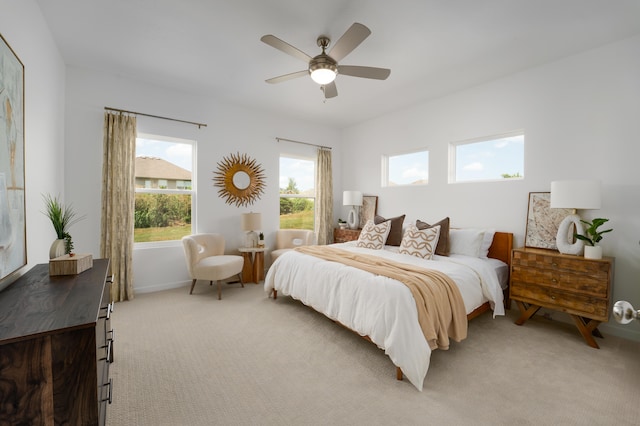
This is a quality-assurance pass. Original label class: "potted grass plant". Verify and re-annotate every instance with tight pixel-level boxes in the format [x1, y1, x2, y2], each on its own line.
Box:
[574, 218, 612, 260]
[42, 193, 85, 258]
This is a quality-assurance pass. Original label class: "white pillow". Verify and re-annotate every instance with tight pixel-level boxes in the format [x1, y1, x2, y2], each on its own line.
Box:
[449, 228, 484, 257]
[480, 228, 495, 258]
[399, 224, 440, 260]
[356, 220, 391, 250]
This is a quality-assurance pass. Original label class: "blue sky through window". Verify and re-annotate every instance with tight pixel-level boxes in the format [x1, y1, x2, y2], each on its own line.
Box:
[280, 156, 314, 193]
[136, 137, 192, 171]
[455, 134, 524, 181]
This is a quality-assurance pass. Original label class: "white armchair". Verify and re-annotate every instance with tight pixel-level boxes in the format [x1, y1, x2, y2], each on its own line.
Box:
[182, 234, 244, 300]
[271, 229, 315, 263]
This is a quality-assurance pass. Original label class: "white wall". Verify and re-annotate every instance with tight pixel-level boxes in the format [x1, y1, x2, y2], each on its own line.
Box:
[0, 0, 67, 273]
[341, 35, 640, 341]
[64, 67, 341, 293]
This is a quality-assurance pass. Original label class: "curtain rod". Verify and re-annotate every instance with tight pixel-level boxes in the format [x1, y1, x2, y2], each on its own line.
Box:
[276, 137, 331, 150]
[104, 107, 207, 129]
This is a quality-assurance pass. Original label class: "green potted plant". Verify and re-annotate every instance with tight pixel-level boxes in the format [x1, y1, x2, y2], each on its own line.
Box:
[338, 218, 347, 229]
[574, 218, 612, 259]
[42, 194, 85, 258]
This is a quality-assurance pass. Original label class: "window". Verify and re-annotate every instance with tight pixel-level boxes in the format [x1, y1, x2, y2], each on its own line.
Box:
[134, 134, 195, 244]
[279, 155, 315, 230]
[382, 149, 429, 187]
[450, 131, 524, 183]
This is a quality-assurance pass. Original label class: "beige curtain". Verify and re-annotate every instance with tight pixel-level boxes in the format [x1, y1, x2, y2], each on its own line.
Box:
[315, 147, 333, 245]
[101, 112, 137, 302]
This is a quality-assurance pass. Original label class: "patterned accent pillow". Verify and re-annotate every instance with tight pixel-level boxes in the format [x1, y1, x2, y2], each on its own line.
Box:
[416, 217, 450, 256]
[399, 224, 441, 259]
[356, 220, 391, 250]
[374, 214, 406, 246]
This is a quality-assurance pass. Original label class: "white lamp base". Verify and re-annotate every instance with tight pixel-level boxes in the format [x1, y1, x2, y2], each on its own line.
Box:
[556, 214, 585, 255]
[245, 231, 258, 248]
[347, 207, 359, 230]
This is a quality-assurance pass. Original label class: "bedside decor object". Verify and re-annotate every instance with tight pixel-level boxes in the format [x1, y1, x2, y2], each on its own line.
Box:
[213, 152, 266, 208]
[0, 33, 26, 291]
[241, 212, 262, 248]
[343, 190, 363, 230]
[524, 192, 572, 250]
[550, 180, 601, 255]
[359, 195, 378, 230]
[575, 218, 612, 260]
[42, 193, 85, 259]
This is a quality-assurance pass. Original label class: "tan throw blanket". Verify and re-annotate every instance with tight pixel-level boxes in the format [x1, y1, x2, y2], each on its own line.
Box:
[294, 246, 468, 350]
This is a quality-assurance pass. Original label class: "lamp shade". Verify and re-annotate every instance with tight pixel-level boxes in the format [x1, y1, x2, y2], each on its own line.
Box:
[342, 190, 363, 206]
[241, 212, 262, 231]
[550, 180, 601, 210]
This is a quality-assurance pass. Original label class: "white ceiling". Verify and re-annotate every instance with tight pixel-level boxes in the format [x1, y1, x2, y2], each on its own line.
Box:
[36, 0, 640, 128]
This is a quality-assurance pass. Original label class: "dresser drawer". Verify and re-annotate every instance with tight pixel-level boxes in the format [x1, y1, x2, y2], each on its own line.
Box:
[510, 264, 608, 297]
[510, 281, 608, 320]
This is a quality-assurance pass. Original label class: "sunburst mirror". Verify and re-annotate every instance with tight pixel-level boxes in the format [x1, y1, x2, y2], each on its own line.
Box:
[213, 152, 266, 207]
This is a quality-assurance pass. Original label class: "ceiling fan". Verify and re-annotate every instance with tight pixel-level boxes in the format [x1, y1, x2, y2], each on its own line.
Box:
[260, 22, 390, 99]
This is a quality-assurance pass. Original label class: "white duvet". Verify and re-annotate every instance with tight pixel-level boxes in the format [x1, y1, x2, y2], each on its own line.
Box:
[263, 242, 505, 391]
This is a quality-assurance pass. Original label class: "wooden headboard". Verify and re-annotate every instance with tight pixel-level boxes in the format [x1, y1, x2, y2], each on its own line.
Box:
[487, 232, 513, 267]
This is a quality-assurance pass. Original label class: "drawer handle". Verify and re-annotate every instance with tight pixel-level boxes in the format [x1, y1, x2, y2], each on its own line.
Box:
[101, 379, 113, 404]
[551, 278, 558, 283]
[99, 302, 114, 320]
[100, 340, 113, 363]
[551, 295, 556, 300]
[552, 262, 558, 267]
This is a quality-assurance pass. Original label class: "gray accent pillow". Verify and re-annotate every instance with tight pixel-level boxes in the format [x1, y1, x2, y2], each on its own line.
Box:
[374, 214, 406, 246]
[416, 217, 450, 256]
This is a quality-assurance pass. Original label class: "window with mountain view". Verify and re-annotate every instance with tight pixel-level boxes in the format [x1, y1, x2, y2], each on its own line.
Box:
[134, 134, 195, 244]
[279, 155, 314, 230]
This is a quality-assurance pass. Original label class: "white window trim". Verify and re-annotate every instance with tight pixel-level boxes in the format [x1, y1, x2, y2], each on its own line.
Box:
[448, 130, 524, 184]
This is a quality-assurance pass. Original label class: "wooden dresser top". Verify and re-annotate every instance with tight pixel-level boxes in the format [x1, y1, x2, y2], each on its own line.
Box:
[0, 258, 109, 344]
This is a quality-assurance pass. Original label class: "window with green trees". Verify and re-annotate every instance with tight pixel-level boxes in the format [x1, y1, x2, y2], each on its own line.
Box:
[279, 156, 314, 230]
[134, 134, 194, 243]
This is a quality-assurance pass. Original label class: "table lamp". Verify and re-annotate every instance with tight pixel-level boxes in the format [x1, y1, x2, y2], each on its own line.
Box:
[342, 190, 363, 230]
[550, 180, 601, 255]
[241, 212, 262, 248]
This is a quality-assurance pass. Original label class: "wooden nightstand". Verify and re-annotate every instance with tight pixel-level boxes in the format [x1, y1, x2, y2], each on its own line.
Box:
[509, 247, 614, 348]
[334, 228, 361, 243]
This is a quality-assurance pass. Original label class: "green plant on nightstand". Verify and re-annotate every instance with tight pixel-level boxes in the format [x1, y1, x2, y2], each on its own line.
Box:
[574, 218, 612, 260]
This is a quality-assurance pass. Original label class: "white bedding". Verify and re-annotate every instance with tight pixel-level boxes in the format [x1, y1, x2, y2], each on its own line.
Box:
[263, 242, 506, 391]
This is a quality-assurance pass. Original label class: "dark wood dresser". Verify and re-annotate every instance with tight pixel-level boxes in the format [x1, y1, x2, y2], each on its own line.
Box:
[510, 248, 613, 348]
[0, 258, 113, 425]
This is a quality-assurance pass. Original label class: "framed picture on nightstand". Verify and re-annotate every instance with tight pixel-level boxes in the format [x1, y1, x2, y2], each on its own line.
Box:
[359, 195, 378, 228]
[524, 192, 572, 250]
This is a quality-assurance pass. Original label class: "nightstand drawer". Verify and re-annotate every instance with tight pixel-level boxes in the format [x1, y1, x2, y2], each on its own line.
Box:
[334, 228, 361, 243]
[510, 281, 608, 320]
[512, 250, 610, 275]
[510, 264, 608, 297]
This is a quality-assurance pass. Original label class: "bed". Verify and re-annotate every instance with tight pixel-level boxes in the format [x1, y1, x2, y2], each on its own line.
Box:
[264, 225, 513, 391]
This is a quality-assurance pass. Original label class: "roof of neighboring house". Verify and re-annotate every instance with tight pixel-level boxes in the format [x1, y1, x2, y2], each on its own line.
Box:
[135, 157, 191, 180]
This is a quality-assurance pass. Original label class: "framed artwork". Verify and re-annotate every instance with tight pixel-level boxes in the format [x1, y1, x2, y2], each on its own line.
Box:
[0, 33, 26, 291]
[524, 192, 572, 250]
[359, 195, 378, 228]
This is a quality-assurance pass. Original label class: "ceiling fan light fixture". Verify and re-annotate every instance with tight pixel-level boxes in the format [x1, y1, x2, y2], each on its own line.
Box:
[309, 53, 338, 85]
[310, 67, 337, 85]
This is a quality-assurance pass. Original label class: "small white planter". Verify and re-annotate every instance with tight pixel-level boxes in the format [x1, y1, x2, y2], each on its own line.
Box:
[584, 245, 603, 260]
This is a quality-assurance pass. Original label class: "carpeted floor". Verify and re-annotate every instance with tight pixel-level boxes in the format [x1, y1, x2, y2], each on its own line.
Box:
[107, 283, 640, 426]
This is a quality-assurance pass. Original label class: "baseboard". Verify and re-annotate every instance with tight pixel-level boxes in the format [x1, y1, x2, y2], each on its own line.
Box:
[135, 280, 190, 294]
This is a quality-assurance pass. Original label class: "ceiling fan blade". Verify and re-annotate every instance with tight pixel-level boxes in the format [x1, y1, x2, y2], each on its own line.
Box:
[265, 70, 309, 84]
[327, 23, 371, 62]
[260, 35, 312, 63]
[338, 65, 390, 80]
[322, 82, 338, 99]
